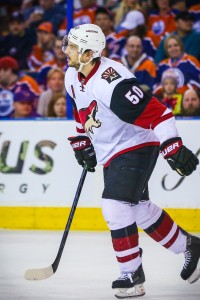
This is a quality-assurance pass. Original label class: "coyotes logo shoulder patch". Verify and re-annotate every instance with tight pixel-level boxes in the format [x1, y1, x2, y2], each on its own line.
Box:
[101, 67, 121, 84]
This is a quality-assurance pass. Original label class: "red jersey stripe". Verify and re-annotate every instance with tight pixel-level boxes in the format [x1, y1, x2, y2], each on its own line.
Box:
[134, 97, 167, 129]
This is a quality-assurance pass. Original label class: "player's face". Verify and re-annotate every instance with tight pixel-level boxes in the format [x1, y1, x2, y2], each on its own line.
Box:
[166, 38, 182, 59]
[63, 41, 80, 70]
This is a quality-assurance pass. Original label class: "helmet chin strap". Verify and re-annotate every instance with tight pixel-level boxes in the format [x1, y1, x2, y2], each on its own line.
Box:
[77, 52, 94, 72]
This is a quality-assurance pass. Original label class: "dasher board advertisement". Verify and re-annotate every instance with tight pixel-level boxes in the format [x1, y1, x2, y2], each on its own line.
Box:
[0, 120, 199, 208]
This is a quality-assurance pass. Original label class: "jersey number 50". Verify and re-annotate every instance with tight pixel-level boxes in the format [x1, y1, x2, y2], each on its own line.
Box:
[125, 86, 144, 104]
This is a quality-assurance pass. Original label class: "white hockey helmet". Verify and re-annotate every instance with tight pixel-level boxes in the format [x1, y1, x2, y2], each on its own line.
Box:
[67, 24, 106, 58]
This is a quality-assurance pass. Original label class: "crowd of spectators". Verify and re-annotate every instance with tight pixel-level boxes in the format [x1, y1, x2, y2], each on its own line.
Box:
[0, 0, 200, 119]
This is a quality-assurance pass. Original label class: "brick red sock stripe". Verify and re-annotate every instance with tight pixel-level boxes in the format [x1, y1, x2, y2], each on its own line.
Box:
[144, 212, 174, 242]
[116, 251, 140, 263]
[163, 227, 180, 249]
[112, 233, 139, 252]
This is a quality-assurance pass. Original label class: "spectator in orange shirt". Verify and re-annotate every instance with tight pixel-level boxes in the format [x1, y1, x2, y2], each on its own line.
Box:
[58, 0, 97, 37]
[27, 22, 55, 71]
[148, 0, 178, 43]
[74, 0, 97, 26]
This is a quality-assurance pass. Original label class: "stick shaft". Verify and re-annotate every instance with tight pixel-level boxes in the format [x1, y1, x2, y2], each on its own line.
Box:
[52, 166, 87, 272]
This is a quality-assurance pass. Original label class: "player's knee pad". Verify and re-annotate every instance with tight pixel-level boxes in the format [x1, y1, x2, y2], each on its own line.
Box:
[101, 198, 136, 230]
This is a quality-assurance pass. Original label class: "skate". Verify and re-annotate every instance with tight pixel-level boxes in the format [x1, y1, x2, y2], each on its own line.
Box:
[181, 234, 200, 284]
[112, 264, 145, 298]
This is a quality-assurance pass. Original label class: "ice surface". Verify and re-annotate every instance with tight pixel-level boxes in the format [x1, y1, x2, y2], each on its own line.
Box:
[0, 230, 200, 299]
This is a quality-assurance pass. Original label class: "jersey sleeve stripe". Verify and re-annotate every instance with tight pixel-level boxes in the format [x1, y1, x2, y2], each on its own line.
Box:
[133, 97, 167, 129]
[151, 111, 174, 130]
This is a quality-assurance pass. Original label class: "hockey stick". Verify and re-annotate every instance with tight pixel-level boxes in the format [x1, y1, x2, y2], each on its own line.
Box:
[24, 165, 87, 280]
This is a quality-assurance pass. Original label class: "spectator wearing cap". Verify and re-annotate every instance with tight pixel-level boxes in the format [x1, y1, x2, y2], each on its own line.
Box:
[0, 11, 37, 69]
[155, 11, 200, 64]
[10, 85, 42, 118]
[121, 35, 157, 91]
[119, 10, 160, 59]
[0, 56, 40, 118]
[24, 0, 66, 33]
[27, 22, 55, 71]
[114, 0, 143, 31]
[154, 34, 200, 96]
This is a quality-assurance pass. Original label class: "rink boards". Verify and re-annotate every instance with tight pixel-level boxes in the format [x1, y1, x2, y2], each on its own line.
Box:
[0, 119, 200, 232]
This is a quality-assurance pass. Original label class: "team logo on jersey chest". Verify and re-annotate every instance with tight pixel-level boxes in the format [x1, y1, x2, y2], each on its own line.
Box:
[101, 67, 121, 83]
[79, 100, 101, 136]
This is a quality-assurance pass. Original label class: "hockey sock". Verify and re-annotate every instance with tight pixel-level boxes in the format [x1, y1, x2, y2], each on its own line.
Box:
[111, 222, 141, 273]
[101, 198, 142, 273]
[134, 201, 187, 254]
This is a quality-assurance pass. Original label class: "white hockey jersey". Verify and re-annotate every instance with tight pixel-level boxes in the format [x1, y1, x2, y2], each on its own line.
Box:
[65, 57, 178, 166]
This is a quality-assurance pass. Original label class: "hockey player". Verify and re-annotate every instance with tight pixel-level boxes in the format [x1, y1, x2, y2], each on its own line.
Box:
[62, 24, 200, 298]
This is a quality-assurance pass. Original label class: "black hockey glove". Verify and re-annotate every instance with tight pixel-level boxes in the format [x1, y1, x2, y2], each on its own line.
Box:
[68, 136, 97, 172]
[160, 137, 199, 176]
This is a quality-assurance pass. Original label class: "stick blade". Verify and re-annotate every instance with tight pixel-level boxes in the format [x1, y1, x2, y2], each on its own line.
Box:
[24, 265, 54, 280]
